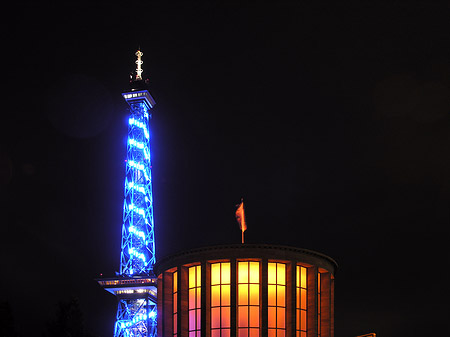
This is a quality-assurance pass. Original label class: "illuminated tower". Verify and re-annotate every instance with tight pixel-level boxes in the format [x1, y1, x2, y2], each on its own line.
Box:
[98, 50, 157, 337]
[121, 50, 156, 276]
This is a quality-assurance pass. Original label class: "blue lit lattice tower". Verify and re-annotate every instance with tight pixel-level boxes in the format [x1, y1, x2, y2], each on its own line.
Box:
[121, 50, 156, 276]
[98, 50, 157, 337]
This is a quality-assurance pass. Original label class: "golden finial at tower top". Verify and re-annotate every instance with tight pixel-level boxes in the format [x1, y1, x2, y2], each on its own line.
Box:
[135, 50, 143, 81]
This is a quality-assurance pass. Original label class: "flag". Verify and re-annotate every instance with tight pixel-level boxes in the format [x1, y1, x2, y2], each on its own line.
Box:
[235, 200, 247, 232]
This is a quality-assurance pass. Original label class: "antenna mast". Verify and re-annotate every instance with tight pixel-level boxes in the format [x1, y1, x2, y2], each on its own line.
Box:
[135, 50, 144, 81]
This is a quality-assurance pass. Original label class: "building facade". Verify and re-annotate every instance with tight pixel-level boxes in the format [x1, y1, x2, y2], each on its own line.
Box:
[154, 244, 337, 337]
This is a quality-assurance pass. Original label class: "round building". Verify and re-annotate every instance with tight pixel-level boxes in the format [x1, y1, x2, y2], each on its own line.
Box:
[155, 244, 337, 337]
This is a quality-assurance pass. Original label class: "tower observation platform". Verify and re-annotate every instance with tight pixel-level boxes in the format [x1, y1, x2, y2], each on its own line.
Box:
[97, 50, 157, 337]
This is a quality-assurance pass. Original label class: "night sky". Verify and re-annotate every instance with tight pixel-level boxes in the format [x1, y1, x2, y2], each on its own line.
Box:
[2, 1, 449, 336]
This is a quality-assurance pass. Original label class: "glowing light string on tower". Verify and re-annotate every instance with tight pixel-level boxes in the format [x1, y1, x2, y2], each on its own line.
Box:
[115, 49, 157, 337]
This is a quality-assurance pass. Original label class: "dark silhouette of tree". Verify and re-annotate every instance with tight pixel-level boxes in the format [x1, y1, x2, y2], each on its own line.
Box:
[44, 297, 95, 337]
[0, 301, 17, 337]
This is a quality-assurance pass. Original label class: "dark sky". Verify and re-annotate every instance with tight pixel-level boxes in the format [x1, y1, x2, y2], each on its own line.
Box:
[2, 1, 449, 337]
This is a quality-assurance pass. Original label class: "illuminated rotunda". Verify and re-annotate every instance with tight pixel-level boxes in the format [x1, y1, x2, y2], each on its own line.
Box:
[154, 244, 337, 337]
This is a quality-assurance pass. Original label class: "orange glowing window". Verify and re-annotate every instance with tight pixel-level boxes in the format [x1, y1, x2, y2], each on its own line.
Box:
[189, 265, 201, 337]
[211, 262, 231, 337]
[238, 261, 260, 337]
[268, 262, 286, 337]
[296, 266, 307, 337]
[173, 270, 178, 337]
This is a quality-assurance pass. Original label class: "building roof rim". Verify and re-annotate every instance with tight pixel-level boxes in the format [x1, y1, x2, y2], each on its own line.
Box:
[155, 243, 338, 272]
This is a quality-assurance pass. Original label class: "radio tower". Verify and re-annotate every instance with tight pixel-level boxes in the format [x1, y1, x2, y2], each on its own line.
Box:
[98, 50, 157, 337]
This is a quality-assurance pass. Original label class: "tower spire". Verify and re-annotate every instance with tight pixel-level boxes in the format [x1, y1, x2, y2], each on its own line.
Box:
[135, 49, 144, 81]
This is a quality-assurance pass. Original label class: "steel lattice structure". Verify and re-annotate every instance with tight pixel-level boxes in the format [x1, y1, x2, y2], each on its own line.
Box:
[121, 88, 156, 276]
[98, 50, 157, 337]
